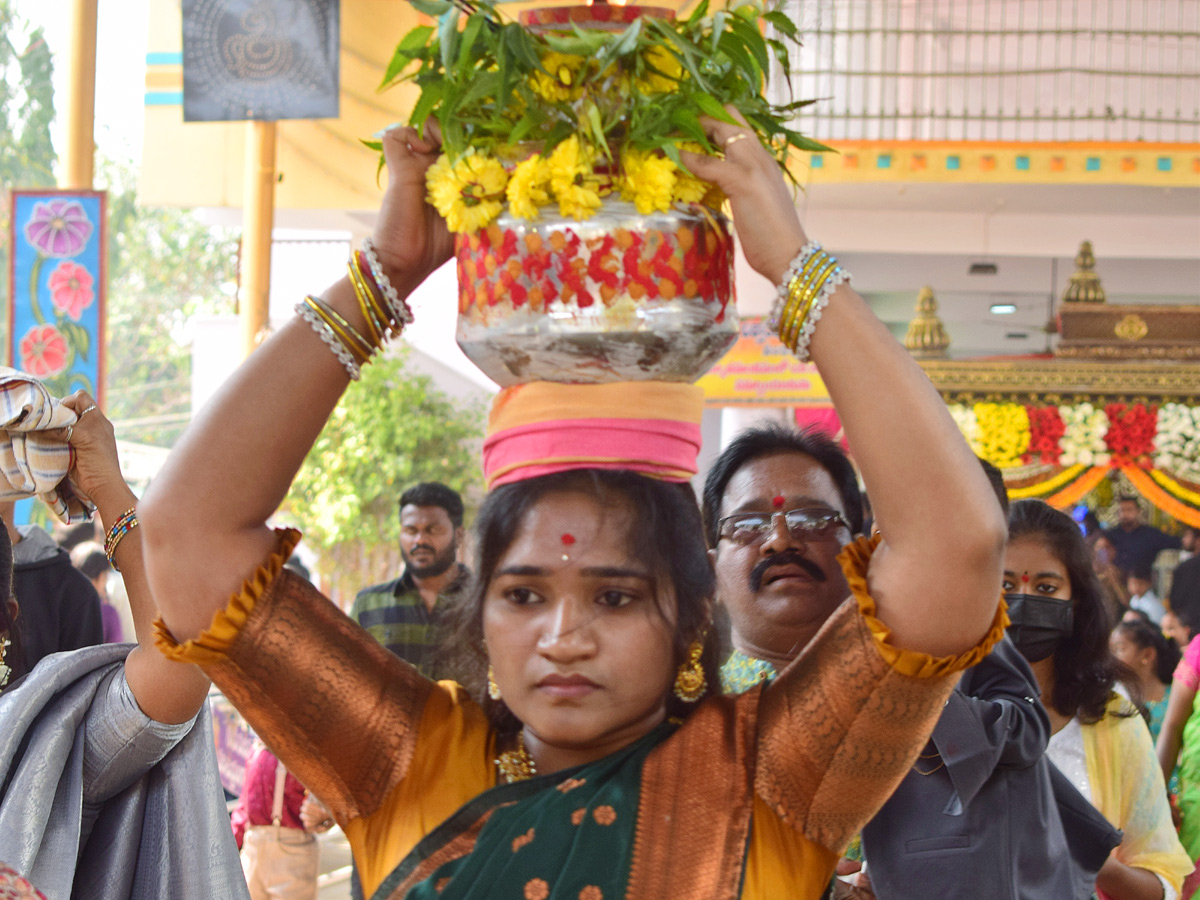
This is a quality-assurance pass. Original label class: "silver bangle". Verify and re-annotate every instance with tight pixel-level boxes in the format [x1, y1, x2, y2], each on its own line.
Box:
[360, 238, 414, 328]
[295, 301, 362, 380]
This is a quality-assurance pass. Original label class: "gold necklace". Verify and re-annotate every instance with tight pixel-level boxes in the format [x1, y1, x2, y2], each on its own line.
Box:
[912, 754, 945, 776]
[495, 731, 537, 783]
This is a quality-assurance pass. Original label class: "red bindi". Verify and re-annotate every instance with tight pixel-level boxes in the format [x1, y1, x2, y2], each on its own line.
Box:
[1021, 574, 1030, 583]
[561, 534, 576, 546]
[772, 495, 786, 509]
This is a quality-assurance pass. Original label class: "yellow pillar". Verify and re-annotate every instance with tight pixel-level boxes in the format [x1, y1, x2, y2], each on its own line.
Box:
[240, 121, 277, 358]
[60, 0, 99, 189]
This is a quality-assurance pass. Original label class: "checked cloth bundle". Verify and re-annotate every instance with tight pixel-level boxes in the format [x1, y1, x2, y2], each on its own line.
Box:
[0, 369, 91, 524]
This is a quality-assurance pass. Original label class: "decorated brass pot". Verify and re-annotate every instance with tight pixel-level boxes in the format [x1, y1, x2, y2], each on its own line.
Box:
[454, 199, 738, 386]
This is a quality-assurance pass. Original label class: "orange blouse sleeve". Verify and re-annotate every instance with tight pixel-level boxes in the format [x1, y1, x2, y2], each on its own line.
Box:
[155, 528, 432, 824]
[755, 534, 1007, 853]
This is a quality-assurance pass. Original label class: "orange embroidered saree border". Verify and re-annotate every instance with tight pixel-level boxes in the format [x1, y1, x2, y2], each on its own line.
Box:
[627, 692, 760, 899]
[156, 530, 433, 824]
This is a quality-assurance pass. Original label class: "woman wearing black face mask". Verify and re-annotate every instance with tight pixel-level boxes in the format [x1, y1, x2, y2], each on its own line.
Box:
[1004, 499, 1192, 900]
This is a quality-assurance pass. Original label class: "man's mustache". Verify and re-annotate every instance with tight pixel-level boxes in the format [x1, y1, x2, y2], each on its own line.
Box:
[749, 551, 827, 593]
[408, 544, 436, 555]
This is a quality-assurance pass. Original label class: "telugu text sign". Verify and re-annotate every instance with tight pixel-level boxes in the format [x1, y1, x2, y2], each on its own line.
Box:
[697, 317, 831, 406]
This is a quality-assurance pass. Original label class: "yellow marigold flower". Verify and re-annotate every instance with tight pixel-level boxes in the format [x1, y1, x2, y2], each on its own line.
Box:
[557, 183, 603, 220]
[621, 149, 677, 215]
[974, 402, 1031, 469]
[506, 155, 552, 220]
[637, 45, 684, 94]
[531, 52, 585, 103]
[425, 150, 508, 234]
[547, 136, 603, 220]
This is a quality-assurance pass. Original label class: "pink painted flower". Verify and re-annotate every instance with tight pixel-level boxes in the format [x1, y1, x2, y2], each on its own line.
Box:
[23, 199, 93, 258]
[47, 260, 95, 320]
[19, 324, 70, 377]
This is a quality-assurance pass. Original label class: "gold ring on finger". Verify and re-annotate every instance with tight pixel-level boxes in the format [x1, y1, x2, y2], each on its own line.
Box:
[723, 132, 751, 149]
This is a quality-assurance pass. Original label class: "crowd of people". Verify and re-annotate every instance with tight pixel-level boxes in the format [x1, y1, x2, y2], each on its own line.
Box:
[0, 112, 1196, 900]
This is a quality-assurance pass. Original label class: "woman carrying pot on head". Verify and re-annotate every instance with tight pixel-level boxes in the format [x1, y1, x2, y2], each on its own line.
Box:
[1005, 499, 1193, 900]
[139, 114, 1007, 900]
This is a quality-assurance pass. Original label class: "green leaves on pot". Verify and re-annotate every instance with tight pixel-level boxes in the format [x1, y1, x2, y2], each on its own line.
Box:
[376, 0, 829, 173]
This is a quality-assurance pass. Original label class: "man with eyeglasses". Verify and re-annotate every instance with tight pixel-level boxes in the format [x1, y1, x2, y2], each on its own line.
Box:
[704, 432, 1113, 898]
[701, 422, 863, 692]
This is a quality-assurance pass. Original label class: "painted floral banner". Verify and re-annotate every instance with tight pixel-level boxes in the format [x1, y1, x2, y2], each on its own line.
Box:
[949, 399, 1200, 527]
[7, 191, 105, 400]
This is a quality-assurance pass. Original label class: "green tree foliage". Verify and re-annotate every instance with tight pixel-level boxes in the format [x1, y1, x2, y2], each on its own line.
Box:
[287, 350, 486, 603]
[0, 0, 57, 355]
[101, 153, 239, 446]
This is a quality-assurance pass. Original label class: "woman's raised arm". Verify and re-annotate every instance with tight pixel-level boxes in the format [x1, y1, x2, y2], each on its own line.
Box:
[61, 393, 210, 723]
[140, 127, 454, 642]
[683, 114, 1006, 657]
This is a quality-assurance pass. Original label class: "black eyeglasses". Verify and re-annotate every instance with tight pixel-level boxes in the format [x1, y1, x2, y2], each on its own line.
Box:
[717, 508, 849, 546]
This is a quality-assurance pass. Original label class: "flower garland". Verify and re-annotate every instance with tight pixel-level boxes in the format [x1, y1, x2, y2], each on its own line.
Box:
[944, 398, 1200, 524]
[974, 402, 1031, 470]
[1104, 402, 1157, 464]
[1058, 403, 1110, 468]
[1156, 404, 1200, 482]
[948, 404, 981, 457]
[1024, 405, 1065, 466]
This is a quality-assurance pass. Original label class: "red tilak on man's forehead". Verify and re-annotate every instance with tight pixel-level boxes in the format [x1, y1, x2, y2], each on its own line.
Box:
[1021, 574, 1031, 583]
[772, 495, 786, 509]
[561, 533, 576, 546]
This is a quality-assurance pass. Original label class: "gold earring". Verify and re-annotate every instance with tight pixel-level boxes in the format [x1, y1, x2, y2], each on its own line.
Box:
[673, 640, 706, 702]
[487, 664, 502, 700]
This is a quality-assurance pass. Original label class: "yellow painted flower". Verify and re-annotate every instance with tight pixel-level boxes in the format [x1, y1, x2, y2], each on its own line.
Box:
[637, 45, 684, 94]
[506, 155, 552, 220]
[547, 136, 603, 220]
[621, 148, 677, 215]
[425, 150, 509, 234]
[531, 52, 585, 104]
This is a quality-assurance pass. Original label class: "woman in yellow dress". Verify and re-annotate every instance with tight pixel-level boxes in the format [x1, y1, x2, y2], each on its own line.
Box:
[141, 114, 1008, 900]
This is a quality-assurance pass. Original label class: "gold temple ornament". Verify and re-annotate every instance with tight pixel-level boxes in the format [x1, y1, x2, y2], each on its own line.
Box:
[903, 285, 951, 359]
[1061, 240, 1107, 304]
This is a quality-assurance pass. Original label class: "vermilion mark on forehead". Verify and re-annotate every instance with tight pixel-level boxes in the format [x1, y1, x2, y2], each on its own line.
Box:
[561, 533, 576, 545]
[772, 495, 786, 509]
[1021, 574, 1031, 583]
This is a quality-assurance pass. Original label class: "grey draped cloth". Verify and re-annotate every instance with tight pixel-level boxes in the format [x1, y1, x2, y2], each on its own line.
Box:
[0, 643, 250, 900]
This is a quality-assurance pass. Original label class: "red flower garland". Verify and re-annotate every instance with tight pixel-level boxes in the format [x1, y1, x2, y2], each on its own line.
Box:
[1023, 405, 1066, 465]
[1104, 402, 1158, 465]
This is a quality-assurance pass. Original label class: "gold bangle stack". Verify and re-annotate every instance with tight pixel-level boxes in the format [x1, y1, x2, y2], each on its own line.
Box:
[779, 251, 837, 349]
[296, 250, 406, 380]
[774, 247, 850, 361]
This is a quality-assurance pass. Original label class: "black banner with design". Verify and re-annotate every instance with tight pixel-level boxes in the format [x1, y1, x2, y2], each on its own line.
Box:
[182, 0, 340, 122]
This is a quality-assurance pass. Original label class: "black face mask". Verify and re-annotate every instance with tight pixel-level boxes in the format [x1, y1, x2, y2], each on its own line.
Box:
[1005, 592, 1074, 663]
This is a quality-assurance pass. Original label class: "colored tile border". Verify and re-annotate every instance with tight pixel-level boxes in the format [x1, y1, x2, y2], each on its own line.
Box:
[801, 142, 1200, 186]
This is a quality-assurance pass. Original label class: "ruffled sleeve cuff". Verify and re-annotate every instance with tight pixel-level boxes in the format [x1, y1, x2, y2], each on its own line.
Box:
[838, 534, 1009, 680]
[154, 527, 302, 666]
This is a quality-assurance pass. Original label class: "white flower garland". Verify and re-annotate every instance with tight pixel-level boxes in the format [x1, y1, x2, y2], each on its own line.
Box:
[948, 404, 982, 457]
[1156, 403, 1200, 481]
[1058, 403, 1110, 468]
